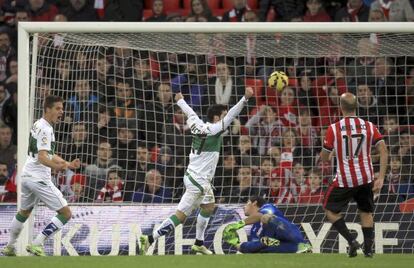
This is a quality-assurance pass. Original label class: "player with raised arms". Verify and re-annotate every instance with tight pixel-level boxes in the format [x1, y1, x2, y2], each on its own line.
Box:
[223, 196, 312, 253]
[1, 95, 80, 256]
[140, 87, 254, 255]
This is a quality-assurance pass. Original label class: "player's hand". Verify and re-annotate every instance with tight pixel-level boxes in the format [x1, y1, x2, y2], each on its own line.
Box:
[175, 93, 184, 102]
[68, 159, 81, 170]
[372, 178, 384, 195]
[261, 214, 275, 225]
[224, 220, 245, 234]
[244, 87, 254, 99]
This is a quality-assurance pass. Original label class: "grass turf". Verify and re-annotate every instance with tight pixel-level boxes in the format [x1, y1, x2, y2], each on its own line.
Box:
[1, 254, 414, 268]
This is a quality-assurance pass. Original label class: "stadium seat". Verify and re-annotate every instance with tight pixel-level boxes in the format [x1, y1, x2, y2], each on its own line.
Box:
[222, 0, 258, 9]
[245, 78, 264, 106]
[183, 0, 221, 10]
[143, 9, 153, 20]
[212, 8, 226, 17]
[144, 0, 181, 12]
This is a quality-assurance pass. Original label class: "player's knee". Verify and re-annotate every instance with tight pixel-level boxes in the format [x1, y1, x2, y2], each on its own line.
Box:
[19, 209, 32, 218]
[200, 204, 215, 216]
[59, 206, 72, 221]
[239, 242, 250, 253]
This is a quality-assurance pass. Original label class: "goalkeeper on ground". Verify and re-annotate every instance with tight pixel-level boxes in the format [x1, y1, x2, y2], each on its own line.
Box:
[223, 196, 312, 253]
[140, 87, 254, 255]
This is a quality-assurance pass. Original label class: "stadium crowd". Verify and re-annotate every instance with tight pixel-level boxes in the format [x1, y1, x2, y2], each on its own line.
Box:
[0, 0, 413, 206]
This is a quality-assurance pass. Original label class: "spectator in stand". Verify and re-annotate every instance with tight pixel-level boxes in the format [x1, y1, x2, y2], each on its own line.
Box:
[278, 86, 299, 127]
[372, 57, 406, 119]
[296, 108, 319, 157]
[0, 124, 16, 167]
[62, 0, 98, 21]
[356, 79, 382, 125]
[303, 0, 332, 22]
[132, 52, 153, 101]
[95, 57, 114, 104]
[245, 105, 283, 155]
[228, 166, 263, 203]
[297, 70, 318, 117]
[290, 162, 310, 199]
[1, 87, 17, 144]
[109, 79, 140, 121]
[190, 0, 219, 22]
[335, 0, 370, 22]
[345, 38, 377, 87]
[398, 128, 414, 188]
[60, 122, 95, 166]
[267, 146, 281, 167]
[266, 168, 294, 204]
[368, 8, 386, 21]
[84, 141, 119, 199]
[318, 85, 341, 127]
[104, 0, 143, 21]
[27, 0, 59, 21]
[0, 162, 10, 201]
[146, 0, 167, 22]
[297, 169, 324, 204]
[5, 57, 17, 88]
[280, 128, 313, 170]
[370, 0, 414, 21]
[381, 114, 399, 148]
[214, 153, 238, 203]
[132, 169, 172, 203]
[113, 41, 133, 78]
[155, 146, 183, 192]
[128, 144, 154, 193]
[0, 31, 16, 82]
[377, 156, 412, 202]
[92, 107, 116, 144]
[259, 0, 305, 22]
[66, 173, 88, 202]
[51, 60, 73, 96]
[114, 124, 137, 170]
[406, 74, 414, 125]
[222, 0, 251, 22]
[256, 157, 274, 187]
[139, 82, 174, 147]
[65, 79, 99, 123]
[96, 167, 124, 202]
[235, 135, 260, 167]
[0, 83, 10, 120]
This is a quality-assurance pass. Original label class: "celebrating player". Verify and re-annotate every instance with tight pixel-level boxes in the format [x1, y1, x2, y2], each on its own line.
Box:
[223, 196, 312, 253]
[321, 92, 388, 257]
[1, 95, 80, 256]
[139, 87, 254, 255]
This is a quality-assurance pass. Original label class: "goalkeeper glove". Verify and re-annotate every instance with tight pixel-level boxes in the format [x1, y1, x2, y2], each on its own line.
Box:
[224, 220, 246, 234]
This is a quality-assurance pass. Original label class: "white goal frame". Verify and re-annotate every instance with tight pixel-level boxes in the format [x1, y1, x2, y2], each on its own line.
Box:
[16, 21, 414, 255]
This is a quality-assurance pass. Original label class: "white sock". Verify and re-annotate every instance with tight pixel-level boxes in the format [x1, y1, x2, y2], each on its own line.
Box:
[7, 214, 27, 247]
[195, 212, 211, 242]
[33, 215, 67, 246]
[152, 215, 180, 241]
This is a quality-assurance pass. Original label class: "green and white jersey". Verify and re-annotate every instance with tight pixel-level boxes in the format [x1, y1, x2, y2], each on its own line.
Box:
[22, 118, 56, 180]
[177, 96, 247, 182]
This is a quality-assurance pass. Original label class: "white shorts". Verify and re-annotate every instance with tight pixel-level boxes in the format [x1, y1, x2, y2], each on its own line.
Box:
[21, 176, 68, 211]
[177, 172, 215, 216]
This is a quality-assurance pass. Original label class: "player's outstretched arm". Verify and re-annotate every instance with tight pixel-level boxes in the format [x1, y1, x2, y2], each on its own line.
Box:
[373, 140, 388, 194]
[38, 151, 81, 171]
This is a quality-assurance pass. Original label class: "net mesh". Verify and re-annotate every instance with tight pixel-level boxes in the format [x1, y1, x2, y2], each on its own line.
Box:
[22, 30, 414, 254]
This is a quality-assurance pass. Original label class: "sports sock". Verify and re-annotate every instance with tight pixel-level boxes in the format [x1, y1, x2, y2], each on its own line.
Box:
[7, 213, 28, 247]
[33, 214, 68, 246]
[195, 210, 211, 244]
[152, 215, 181, 242]
[362, 227, 374, 252]
[332, 218, 354, 244]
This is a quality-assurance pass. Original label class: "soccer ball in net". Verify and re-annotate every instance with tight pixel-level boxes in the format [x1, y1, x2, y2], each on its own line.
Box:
[268, 71, 289, 91]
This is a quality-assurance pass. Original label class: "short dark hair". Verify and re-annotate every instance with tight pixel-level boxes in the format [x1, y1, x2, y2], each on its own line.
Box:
[206, 104, 227, 123]
[43, 95, 63, 112]
[249, 196, 266, 208]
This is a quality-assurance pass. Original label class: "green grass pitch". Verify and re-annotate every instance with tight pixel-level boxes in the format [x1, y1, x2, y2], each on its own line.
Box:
[1, 254, 414, 268]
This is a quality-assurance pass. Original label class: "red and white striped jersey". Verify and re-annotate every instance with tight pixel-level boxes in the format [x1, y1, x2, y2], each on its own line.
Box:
[323, 117, 383, 188]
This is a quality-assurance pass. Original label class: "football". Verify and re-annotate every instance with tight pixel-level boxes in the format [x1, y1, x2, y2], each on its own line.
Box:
[268, 71, 289, 91]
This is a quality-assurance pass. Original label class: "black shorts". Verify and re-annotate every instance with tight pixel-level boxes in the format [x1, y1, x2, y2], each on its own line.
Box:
[323, 182, 374, 213]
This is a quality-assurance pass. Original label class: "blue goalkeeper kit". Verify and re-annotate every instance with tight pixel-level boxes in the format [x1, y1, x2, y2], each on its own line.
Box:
[240, 203, 305, 253]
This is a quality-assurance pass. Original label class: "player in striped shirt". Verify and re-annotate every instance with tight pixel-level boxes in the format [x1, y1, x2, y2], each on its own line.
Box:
[140, 87, 254, 255]
[320, 93, 388, 258]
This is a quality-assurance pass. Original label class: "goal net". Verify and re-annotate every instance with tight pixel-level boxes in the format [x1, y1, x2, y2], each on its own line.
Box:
[5, 23, 414, 255]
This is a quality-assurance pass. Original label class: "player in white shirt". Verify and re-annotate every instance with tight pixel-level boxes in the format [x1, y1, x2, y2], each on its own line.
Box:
[1, 95, 80, 256]
[140, 87, 254, 255]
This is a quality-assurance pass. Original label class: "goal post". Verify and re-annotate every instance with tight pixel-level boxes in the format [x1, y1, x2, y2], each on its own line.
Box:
[13, 22, 414, 255]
